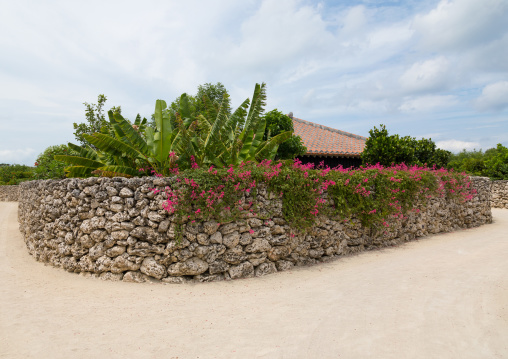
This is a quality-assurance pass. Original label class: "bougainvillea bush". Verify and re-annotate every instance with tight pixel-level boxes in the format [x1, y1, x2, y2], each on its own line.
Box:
[152, 158, 477, 236]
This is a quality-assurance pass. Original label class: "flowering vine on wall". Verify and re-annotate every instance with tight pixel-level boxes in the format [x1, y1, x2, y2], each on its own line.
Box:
[147, 158, 477, 239]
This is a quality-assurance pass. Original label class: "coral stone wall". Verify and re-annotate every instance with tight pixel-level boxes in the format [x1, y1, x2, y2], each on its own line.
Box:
[18, 176, 492, 284]
[491, 180, 508, 208]
[0, 185, 19, 202]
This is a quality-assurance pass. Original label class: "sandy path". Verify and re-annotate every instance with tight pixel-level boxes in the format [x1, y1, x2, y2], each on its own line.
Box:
[1, 202, 507, 359]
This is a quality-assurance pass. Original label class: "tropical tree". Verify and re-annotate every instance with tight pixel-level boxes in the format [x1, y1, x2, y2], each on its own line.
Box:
[262, 109, 307, 160]
[447, 144, 508, 179]
[73, 94, 142, 148]
[447, 149, 486, 175]
[183, 83, 293, 167]
[194, 82, 231, 116]
[33, 144, 76, 180]
[147, 82, 231, 130]
[73, 94, 108, 147]
[56, 98, 190, 177]
[483, 144, 508, 179]
[362, 124, 450, 168]
[57, 83, 293, 178]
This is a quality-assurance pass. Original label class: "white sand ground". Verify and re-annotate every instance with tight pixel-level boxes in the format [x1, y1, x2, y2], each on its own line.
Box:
[1, 201, 507, 359]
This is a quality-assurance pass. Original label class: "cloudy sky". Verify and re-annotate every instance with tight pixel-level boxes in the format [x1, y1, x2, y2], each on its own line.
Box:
[1, 0, 507, 165]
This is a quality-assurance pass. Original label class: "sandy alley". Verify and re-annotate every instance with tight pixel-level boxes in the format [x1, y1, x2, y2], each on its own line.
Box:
[1, 202, 507, 359]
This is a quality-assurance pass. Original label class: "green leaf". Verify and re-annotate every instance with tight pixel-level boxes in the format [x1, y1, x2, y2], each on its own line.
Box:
[227, 98, 250, 152]
[255, 131, 292, 161]
[249, 118, 267, 158]
[153, 100, 174, 163]
[238, 129, 255, 163]
[67, 142, 98, 160]
[241, 83, 266, 143]
[145, 127, 155, 151]
[179, 93, 192, 120]
[112, 111, 151, 157]
[55, 155, 104, 169]
[64, 166, 94, 178]
[84, 133, 142, 160]
[203, 94, 231, 155]
[98, 165, 140, 177]
[202, 94, 219, 126]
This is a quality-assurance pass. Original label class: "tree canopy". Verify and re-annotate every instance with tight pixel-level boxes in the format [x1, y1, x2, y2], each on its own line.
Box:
[33, 144, 76, 180]
[262, 109, 307, 160]
[73, 95, 124, 148]
[448, 144, 508, 179]
[361, 124, 451, 168]
[147, 82, 232, 129]
[56, 83, 293, 177]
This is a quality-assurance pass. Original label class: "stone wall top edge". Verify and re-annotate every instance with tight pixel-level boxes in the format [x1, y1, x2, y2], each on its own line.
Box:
[469, 176, 491, 181]
[19, 174, 493, 187]
[19, 176, 181, 188]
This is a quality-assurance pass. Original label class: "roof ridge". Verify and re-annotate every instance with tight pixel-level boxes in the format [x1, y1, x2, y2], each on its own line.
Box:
[292, 117, 367, 140]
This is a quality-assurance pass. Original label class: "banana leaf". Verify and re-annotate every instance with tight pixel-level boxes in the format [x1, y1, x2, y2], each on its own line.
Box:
[98, 165, 140, 177]
[112, 112, 150, 157]
[67, 142, 98, 160]
[54, 155, 104, 169]
[153, 100, 173, 163]
[64, 166, 94, 178]
[255, 131, 293, 161]
[84, 133, 142, 160]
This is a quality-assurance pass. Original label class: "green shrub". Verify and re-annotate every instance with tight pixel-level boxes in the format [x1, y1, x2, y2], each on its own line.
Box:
[447, 144, 508, 180]
[0, 164, 34, 185]
[483, 144, 508, 180]
[447, 149, 486, 176]
[262, 109, 307, 160]
[33, 144, 76, 180]
[362, 124, 450, 168]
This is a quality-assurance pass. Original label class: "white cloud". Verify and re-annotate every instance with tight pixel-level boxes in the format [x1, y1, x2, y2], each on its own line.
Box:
[466, 33, 508, 73]
[399, 57, 452, 93]
[436, 139, 481, 152]
[367, 23, 414, 50]
[338, 5, 368, 41]
[413, 0, 508, 52]
[0, 148, 37, 165]
[0, 0, 507, 164]
[398, 95, 458, 112]
[222, 0, 333, 75]
[409, 0, 508, 95]
[475, 81, 508, 111]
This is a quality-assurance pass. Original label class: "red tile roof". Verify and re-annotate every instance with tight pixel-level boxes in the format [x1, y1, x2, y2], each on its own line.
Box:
[292, 117, 367, 157]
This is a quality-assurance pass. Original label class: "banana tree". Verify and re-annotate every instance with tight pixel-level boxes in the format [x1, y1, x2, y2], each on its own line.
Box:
[56, 98, 195, 177]
[189, 83, 293, 167]
[56, 84, 291, 178]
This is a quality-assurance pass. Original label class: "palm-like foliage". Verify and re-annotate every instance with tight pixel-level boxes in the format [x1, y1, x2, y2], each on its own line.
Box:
[188, 83, 293, 167]
[56, 83, 292, 178]
[56, 100, 193, 177]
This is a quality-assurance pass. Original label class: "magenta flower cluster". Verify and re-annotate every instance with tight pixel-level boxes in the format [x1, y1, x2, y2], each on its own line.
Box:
[148, 158, 477, 232]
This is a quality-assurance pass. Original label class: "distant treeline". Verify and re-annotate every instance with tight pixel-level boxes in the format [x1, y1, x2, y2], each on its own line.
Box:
[448, 144, 508, 180]
[0, 164, 34, 185]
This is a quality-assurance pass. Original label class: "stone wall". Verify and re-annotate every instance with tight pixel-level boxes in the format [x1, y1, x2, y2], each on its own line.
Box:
[18, 176, 492, 284]
[0, 185, 19, 202]
[491, 180, 508, 209]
